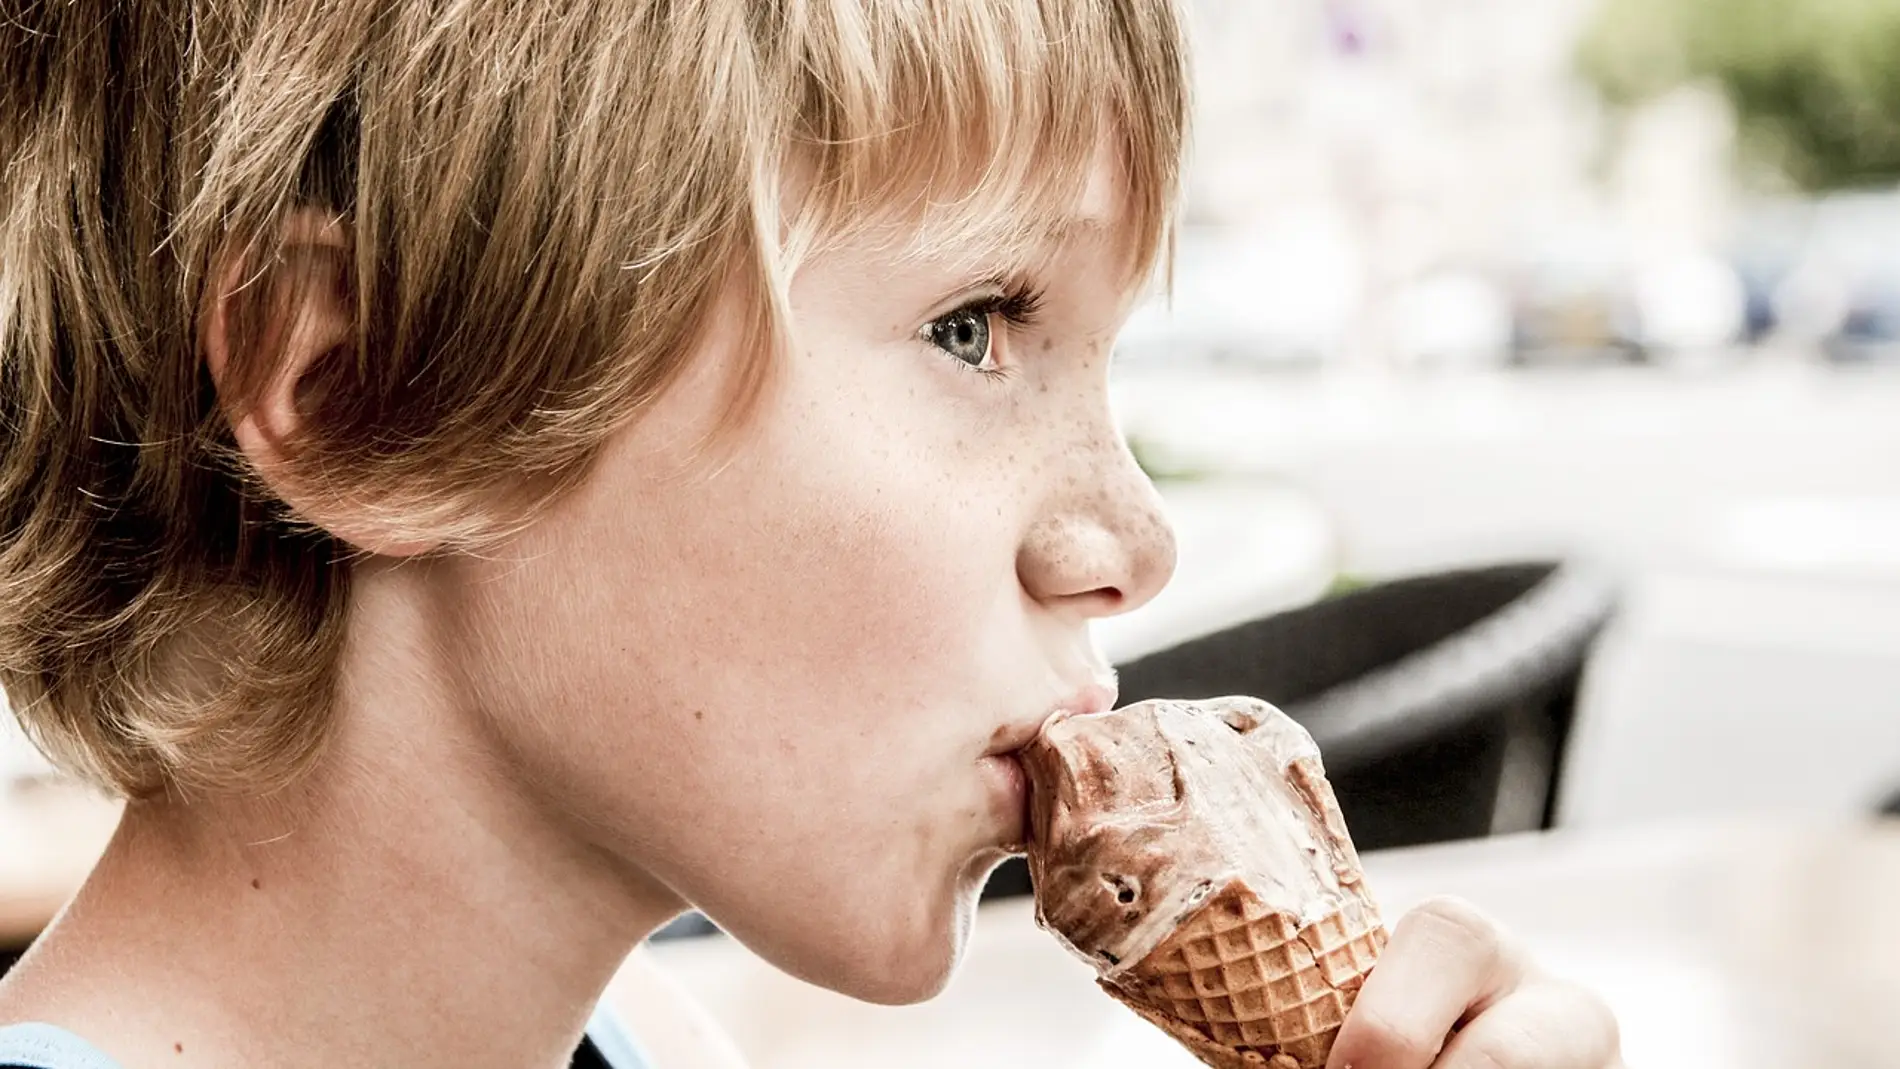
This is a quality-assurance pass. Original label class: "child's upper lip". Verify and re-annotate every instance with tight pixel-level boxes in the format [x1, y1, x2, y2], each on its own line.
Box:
[985, 680, 1118, 758]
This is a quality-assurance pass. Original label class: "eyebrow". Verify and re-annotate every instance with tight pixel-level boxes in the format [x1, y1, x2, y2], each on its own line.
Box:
[1035, 212, 1115, 244]
[883, 200, 1127, 276]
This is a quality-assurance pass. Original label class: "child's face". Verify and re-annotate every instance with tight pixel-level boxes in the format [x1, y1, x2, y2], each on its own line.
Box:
[436, 147, 1175, 1001]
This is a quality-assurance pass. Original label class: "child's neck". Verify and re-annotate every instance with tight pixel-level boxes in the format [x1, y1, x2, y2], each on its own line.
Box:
[0, 570, 683, 1068]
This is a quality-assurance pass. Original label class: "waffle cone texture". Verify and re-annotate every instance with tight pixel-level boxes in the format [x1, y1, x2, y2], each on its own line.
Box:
[1099, 880, 1387, 1069]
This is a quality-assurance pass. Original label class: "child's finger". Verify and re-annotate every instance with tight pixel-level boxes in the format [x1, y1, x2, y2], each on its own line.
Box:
[1326, 896, 1527, 1069]
[1428, 980, 1622, 1069]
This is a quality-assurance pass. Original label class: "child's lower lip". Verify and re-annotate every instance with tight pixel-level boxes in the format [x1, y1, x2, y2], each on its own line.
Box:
[979, 752, 1031, 850]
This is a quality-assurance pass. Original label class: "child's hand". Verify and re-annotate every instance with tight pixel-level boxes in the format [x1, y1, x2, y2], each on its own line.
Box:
[1327, 897, 1624, 1069]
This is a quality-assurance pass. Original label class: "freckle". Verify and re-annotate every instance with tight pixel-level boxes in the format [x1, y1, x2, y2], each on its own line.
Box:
[250, 878, 261, 890]
[1041, 337, 1053, 352]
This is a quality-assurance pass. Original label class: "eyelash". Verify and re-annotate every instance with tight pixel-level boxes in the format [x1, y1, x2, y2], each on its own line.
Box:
[933, 281, 1046, 379]
[966, 283, 1045, 330]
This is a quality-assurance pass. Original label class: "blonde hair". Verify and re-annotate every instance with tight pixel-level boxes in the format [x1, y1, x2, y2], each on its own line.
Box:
[0, 0, 1188, 798]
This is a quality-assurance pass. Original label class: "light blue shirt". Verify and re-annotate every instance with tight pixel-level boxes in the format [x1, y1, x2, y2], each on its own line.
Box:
[0, 1025, 117, 1069]
[0, 1003, 651, 1068]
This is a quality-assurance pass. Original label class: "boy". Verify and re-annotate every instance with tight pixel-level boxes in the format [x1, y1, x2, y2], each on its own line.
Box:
[0, 1, 1620, 1066]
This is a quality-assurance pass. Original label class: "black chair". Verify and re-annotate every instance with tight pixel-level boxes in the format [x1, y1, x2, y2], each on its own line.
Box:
[984, 560, 1619, 899]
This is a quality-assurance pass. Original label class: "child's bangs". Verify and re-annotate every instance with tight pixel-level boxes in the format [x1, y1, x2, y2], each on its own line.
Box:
[774, 0, 1188, 281]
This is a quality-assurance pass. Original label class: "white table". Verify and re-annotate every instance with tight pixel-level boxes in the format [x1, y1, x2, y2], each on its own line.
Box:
[644, 820, 1900, 1069]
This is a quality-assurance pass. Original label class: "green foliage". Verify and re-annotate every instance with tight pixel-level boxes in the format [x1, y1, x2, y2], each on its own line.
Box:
[1579, 0, 1900, 189]
[1322, 571, 1373, 600]
[1123, 431, 1215, 483]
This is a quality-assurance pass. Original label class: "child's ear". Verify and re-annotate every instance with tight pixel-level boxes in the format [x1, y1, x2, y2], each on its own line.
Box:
[201, 209, 437, 558]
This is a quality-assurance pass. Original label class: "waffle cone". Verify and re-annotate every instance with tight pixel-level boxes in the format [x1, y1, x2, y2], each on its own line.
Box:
[1099, 880, 1387, 1069]
[1023, 698, 1388, 1069]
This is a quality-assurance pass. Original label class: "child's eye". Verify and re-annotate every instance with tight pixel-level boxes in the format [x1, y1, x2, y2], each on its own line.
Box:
[925, 308, 995, 370]
[918, 284, 1044, 376]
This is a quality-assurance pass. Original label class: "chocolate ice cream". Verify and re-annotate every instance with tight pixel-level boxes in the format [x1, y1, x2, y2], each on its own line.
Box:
[1022, 696, 1386, 1069]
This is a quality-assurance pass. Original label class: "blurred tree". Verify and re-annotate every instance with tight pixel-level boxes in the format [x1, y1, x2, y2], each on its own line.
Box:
[1580, 0, 1900, 190]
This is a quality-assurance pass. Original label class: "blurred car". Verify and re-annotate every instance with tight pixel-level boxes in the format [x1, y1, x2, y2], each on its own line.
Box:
[1506, 249, 1643, 366]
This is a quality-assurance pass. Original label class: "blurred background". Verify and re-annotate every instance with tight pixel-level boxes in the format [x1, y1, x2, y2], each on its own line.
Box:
[1085, 0, 1900, 845]
[7, 0, 1900, 1065]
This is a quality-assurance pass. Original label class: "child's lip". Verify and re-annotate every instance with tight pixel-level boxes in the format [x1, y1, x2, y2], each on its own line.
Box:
[1040, 682, 1118, 732]
[983, 681, 1119, 759]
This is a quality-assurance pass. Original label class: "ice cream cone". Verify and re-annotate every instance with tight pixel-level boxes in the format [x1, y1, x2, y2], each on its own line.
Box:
[1099, 876, 1386, 1068]
[1023, 698, 1386, 1069]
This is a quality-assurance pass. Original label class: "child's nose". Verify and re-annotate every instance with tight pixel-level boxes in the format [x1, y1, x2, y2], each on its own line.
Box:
[1016, 445, 1177, 619]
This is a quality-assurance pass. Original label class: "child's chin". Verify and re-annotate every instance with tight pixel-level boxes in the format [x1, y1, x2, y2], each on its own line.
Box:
[737, 876, 981, 1004]
[829, 945, 962, 1006]
[814, 909, 970, 1006]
